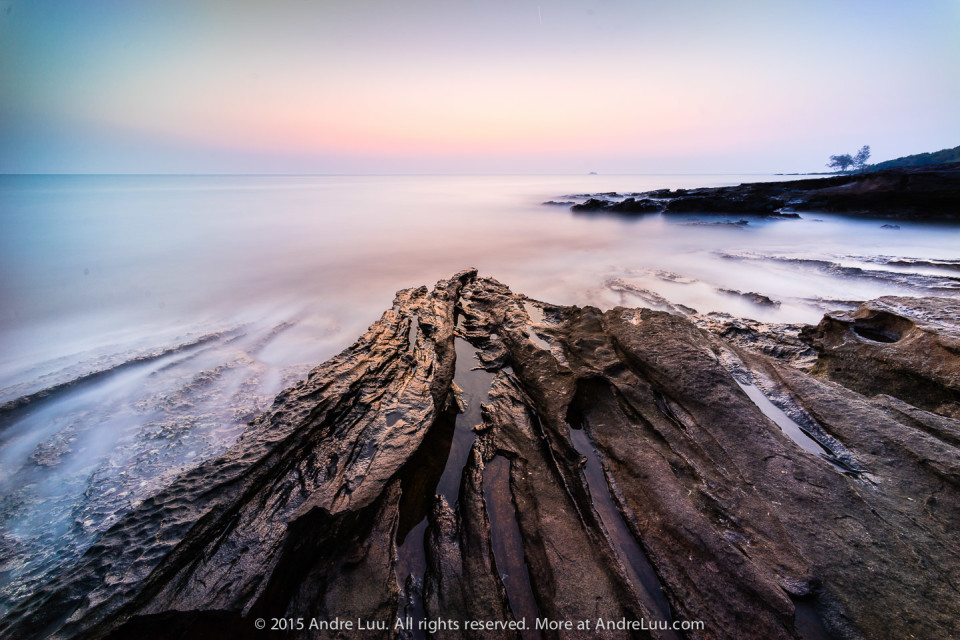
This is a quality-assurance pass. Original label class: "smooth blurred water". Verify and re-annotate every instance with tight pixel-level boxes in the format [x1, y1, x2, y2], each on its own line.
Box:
[0, 173, 958, 613]
[5, 174, 957, 383]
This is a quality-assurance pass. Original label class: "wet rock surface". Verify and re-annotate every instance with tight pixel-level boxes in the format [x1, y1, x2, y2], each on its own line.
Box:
[558, 164, 960, 221]
[3, 271, 959, 640]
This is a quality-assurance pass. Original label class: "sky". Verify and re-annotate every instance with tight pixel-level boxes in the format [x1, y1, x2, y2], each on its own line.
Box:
[1, 0, 958, 174]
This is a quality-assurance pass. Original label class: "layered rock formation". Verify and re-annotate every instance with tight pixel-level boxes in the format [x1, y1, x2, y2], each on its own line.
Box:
[800, 296, 960, 418]
[3, 271, 959, 640]
[564, 164, 960, 220]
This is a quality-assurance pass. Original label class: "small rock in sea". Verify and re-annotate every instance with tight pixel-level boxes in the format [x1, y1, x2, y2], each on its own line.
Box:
[718, 288, 781, 307]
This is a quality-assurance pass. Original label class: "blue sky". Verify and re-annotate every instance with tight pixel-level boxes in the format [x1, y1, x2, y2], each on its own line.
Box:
[1, 0, 958, 173]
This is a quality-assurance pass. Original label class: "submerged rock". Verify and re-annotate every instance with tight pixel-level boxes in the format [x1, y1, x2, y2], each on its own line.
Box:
[3, 272, 959, 640]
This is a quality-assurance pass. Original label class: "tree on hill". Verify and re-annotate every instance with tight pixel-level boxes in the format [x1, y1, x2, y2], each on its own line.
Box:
[853, 145, 871, 172]
[827, 154, 854, 173]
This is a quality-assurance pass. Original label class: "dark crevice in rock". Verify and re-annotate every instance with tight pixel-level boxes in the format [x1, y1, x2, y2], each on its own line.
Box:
[407, 315, 420, 354]
[850, 325, 898, 343]
[566, 385, 676, 635]
[395, 398, 458, 548]
[393, 333, 496, 635]
[849, 311, 911, 343]
[393, 397, 459, 639]
[482, 455, 540, 637]
[790, 594, 834, 640]
[434, 338, 494, 502]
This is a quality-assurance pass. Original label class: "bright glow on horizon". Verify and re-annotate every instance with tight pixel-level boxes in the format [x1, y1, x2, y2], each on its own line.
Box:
[1, 0, 958, 173]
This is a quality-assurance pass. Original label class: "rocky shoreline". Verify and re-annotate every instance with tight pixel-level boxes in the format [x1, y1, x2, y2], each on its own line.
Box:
[551, 164, 960, 221]
[2, 270, 959, 639]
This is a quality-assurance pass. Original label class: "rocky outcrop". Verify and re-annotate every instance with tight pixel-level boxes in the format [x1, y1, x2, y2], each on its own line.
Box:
[717, 289, 781, 307]
[572, 198, 664, 215]
[558, 164, 960, 221]
[664, 194, 784, 216]
[3, 272, 959, 640]
[801, 296, 960, 418]
[692, 313, 817, 370]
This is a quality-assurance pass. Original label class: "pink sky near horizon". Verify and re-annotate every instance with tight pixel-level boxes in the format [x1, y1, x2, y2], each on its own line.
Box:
[1, 0, 958, 173]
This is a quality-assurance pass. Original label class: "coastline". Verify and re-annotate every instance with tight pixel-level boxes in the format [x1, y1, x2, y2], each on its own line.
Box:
[4, 270, 958, 640]
[1, 170, 958, 639]
[555, 163, 960, 221]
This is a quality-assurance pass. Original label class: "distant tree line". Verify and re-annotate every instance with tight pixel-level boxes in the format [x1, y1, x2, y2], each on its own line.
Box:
[827, 145, 871, 173]
[826, 143, 960, 174]
[868, 144, 960, 171]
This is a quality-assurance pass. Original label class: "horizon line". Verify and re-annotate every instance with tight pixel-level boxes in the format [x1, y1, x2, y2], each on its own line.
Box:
[0, 171, 814, 178]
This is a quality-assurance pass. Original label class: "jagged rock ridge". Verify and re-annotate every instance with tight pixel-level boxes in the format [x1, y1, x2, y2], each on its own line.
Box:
[2, 271, 959, 640]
